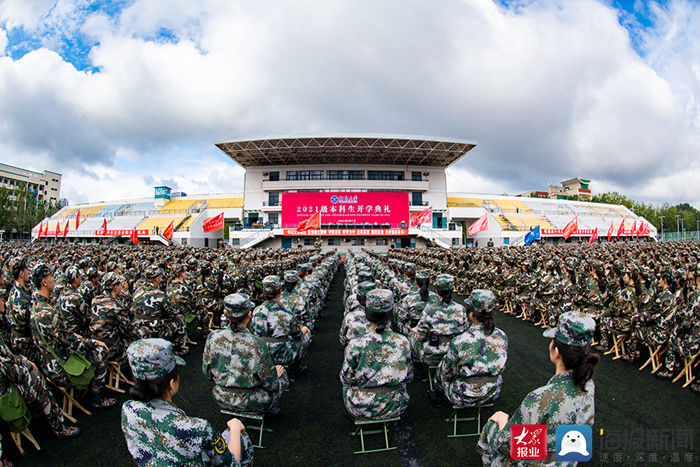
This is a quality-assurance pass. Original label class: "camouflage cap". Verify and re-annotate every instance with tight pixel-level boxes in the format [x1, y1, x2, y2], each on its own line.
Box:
[65, 265, 81, 282]
[543, 312, 595, 347]
[435, 273, 455, 291]
[357, 269, 373, 282]
[31, 263, 53, 287]
[298, 263, 311, 273]
[85, 267, 100, 280]
[467, 289, 496, 314]
[9, 257, 28, 277]
[223, 293, 255, 318]
[101, 272, 123, 293]
[283, 270, 299, 283]
[357, 280, 378, 299]
[262, 275, 282, 292]
[403, 262, 416, 273]
[416, 269, 431, 280]
[127, 338, 185, 381]
[365, 288, 394, 314]
[144, 265, 161, 280]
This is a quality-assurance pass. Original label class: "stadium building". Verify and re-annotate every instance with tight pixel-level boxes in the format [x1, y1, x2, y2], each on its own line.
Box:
[30, 134, 656, 249]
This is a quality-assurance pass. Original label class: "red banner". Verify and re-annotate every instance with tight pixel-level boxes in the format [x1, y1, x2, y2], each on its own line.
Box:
[283, 228, 409, 237]
[281, 192, 408, 228]
[541, 228, 648, 237]
[410, 207, 432, 227]
[96, 229, 149, 236]
[203, 212, 224, 232]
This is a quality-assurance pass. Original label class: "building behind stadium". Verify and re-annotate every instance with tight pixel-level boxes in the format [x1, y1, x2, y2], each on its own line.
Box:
[31, 135, 656, 250]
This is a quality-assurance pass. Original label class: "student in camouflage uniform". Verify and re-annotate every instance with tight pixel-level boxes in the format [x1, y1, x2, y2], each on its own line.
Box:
[131, 265, 188, 355]
[198, 262, 223, 329]
[250, 275, 311, 373]
[280, 270, 313, 332]
[29, 264, 117, 410]
[340, 289, 413, 420]
[90, 272, 135, 362]
[339, 281, 376, 347]
[434, 290, 508, 408]
[122, 338, 253, 466]
[203, 293, 288, 415]
[411, 274, 467, 366]
[58, 266, 90, 336]
[395, 269, 438, 337]
[78, 267, 100, 311]
[477, 312, 599, 466]
[0, 336, 80, 439]
[8, 257, 39, 362]
[167, 264, 201, 336]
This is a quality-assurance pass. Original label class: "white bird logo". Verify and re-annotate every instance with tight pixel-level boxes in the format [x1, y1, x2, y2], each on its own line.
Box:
[514, 426, 528, 444]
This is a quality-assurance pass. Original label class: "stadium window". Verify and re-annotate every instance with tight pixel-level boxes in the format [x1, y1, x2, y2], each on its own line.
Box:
[349, 170, 364, 180]
[327, 170, 346, 180]
[303, 238, 314, 246]
[268, 213, 279, 225]
[367, 170, 404, 181]
[452, 238, 459, 246]
[268, 171, 279, 181]
[268, 192, 280, 206]
[286, 171, 298, 181]
[411, 192, 423, 205]
[327, 238, 340, 246]
[412, 171, 422, 181]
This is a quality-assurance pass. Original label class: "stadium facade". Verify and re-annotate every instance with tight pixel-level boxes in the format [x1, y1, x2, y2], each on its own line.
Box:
[0, 162, 62, 204]
[30, 135, 656, 250]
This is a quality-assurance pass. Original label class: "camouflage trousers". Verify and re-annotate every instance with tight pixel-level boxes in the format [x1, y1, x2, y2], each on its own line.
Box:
[1, 360, 65, 431]
[133, 317, 187, 351]
[436, 372, 503, 408]
[477, 420, 509, 467]
[200, 297, 222, 327]
[342, 385, 409, 420]
[42, 344, 109, 389]
[410, 335, 448, 367]
[213, 373, 289, 414]
[10, 336, 41, 364]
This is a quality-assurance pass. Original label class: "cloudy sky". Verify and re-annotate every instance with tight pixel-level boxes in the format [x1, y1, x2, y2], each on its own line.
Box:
[0, 0, 698, 206]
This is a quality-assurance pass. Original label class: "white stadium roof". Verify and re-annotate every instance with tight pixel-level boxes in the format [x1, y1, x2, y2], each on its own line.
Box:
[215, 134, 476, 168]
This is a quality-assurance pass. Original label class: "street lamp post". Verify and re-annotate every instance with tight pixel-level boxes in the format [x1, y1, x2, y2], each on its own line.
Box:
[681, 218, 686, 241]
[676, 215, 681, 242]
[660, 215, 664, 242]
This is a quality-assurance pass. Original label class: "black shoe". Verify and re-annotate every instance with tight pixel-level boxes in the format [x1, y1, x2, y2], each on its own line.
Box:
[690, 383, 700, 395]
[655, 370, 674, 380]
[426, 390, 444, 408]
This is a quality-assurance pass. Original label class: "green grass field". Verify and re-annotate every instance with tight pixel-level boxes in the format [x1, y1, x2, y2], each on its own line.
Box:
[6, 266, 698, 466]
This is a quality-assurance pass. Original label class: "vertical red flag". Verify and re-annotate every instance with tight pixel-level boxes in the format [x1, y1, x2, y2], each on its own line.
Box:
[589, 227, 598, 244]
[410, 206, 433, 227]
[607, 221, 613, 241]
[637, 222, 644, 236]
[75, 209, 81, 228]
[617, 219, 625, 239]
[130, 229, 139, 246]
[297, 211, 321, 232]
[467, 212, 489, 236]
[63, 220, 69, 237]
[100, 218, 108, 235]
[162, 220, 174, 241]
[631, 220, 637, 238]
[563, 216, 578, 240]
[38, 222, 45, 237]
[54, 222, 61, 237]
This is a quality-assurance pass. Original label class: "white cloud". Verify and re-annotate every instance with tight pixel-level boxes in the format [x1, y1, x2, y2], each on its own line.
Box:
[0, 0, 698, 207]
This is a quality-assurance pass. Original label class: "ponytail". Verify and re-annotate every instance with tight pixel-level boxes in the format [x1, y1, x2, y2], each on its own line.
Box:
[364, 308, 390, 334]
[553, 340, 600, 391]
[416, 277, 430, 302]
